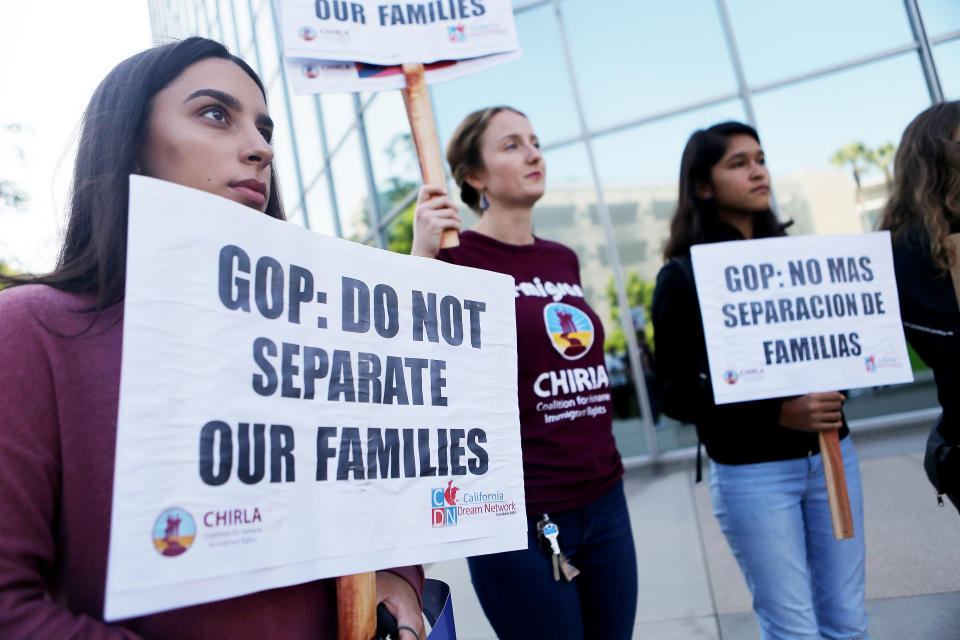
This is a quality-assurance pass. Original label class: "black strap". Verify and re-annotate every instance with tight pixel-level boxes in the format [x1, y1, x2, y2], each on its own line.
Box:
[673, 256, 707, 484]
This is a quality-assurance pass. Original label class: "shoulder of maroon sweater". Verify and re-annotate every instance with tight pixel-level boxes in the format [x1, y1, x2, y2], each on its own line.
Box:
[0, 284, 120, 338]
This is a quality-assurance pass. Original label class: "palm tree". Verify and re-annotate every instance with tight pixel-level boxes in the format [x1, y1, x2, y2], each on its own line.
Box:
[831, 142, 869, 205]
[867, 142, 896, 189]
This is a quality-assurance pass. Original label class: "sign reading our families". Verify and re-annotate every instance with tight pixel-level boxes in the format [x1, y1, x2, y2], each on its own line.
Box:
[691, 233, 913, 404]
[277, 0, 519, 65]
[104, 176, 525, 621]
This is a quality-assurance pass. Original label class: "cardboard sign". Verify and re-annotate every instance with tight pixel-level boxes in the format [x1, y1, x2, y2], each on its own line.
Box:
[277, 0, 519, 65]
[288, 50, 519, 94]
[690, 232, 913, 404]
[104, 176, 526, 620]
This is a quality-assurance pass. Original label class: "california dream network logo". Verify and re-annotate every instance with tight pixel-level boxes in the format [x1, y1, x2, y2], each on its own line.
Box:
[432, 480, 459, 528]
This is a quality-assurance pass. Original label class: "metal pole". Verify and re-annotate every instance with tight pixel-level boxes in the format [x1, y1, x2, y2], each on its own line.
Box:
[353, 93, 386, 248]
[244, 0, 264, 77]
[549, 0, 660, 461]
[313, 95, 345, 238]
[715, 0, 781, 216]
[268, 0, 312, 228]
[227, 0, 243, 53]
[903, 0, 945, 104]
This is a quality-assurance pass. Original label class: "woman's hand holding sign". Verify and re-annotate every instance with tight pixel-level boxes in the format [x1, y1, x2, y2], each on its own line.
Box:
[412, 185, 460, 258]
[779, 392, 846, 432]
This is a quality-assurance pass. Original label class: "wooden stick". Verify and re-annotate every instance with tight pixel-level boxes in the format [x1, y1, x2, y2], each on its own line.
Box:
[337, 572, 377, 640]
[819, 430, 854, 539]
[401, 62, 459, 249]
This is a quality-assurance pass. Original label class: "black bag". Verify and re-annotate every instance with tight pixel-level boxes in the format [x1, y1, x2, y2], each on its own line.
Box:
[923, 417, 960, 513]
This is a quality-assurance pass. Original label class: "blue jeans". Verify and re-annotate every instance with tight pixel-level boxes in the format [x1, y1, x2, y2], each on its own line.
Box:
[467, 479, 637, 639]
[710, 436, 868, 640]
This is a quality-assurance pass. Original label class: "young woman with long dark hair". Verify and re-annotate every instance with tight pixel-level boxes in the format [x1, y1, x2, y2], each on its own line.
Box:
[411, 106, 638, 639]
[0, 37, 423, 639]
[879, 100, 960, 512]
[652, 122, 869, 639]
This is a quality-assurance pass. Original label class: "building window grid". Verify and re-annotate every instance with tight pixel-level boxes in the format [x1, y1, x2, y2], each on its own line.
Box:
[155, 0, 950, 462]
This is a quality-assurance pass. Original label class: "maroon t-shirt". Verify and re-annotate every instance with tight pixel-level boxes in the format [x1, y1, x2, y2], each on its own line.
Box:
[438, 231, 623, 514]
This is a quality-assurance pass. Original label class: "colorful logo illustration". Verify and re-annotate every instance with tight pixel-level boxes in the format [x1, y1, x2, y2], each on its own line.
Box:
[447, 24, 466, 42]
[152, 507, 196, 557]
[543, 303, 594, 360]
[723, 369, 739, 385]
[865, 355, 877, 372]
[298, 26, 317, 41]
[431, 480, 459, 528]
[301, 64, 320, 79]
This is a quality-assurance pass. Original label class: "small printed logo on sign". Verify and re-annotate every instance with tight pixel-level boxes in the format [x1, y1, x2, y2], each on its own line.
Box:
[723, 370, 739, 385]
[302, 64, 320, 79]
[543, 303, 594, 360]
[153, 508, 196, 557]
[865, 355, 877, 372]
[448, 24, 466, 42]
[298, 26, 317, 41]
[431, 480, 459, 528]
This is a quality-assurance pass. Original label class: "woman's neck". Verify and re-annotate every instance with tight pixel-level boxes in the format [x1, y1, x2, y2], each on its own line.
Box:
[717, 209, 755, 240]
[473, 204, 535, 245]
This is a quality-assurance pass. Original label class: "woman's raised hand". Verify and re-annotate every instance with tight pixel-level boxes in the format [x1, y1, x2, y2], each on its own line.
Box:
[411, 185, 460, 258]
[779, 391, 846, 432]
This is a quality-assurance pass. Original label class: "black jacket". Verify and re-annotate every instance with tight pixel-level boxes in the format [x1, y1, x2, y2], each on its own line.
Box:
[652, 220, 849, 465]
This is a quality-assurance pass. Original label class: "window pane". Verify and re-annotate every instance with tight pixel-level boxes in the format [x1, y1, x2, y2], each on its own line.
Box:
[432, 4, 581, 148]
[533, 142, 653, 457]
[934, 39, 960, 100]
[561, 0, 737, 131]
[727, 0, 914, 87]
[253, 0, 280, 83]
[267, 85, 303, 220]
[330, 130, 373, 242]
[288, 94, 324, 188]
[362, 92, 422, 214]
[918, 0, 960, 37]
[321, 93, 358, 152]
[304, 178, 338, 237]
[233, 0, 255, 59]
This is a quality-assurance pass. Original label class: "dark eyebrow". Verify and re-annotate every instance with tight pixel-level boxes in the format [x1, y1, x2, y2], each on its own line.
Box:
[185, 88, 274, 130]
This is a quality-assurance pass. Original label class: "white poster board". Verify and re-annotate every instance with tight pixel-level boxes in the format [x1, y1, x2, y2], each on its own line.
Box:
[278, 0, 519, 65]
[288, 50, 520, 94]
[690, 233, 913, 404]
[104, 176, 526, 620]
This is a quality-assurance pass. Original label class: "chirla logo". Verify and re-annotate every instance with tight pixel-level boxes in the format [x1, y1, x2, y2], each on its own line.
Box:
[543, 302, 594, 360]
[152, 507, 196, 557]
[432, 480, 459, 528]
[298, 26, 317, 41]
[723, 369, 739, 385]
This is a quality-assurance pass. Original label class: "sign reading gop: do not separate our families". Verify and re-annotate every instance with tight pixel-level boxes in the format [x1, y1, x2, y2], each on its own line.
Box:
[103, 176, 526, 621]
[691, 232, 913, 405]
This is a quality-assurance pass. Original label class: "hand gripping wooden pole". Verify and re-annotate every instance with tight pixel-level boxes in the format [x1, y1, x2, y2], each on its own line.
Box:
[819, 430, 855, 539]
[401, 62, 459, 248]
[337, 572, 377, 640]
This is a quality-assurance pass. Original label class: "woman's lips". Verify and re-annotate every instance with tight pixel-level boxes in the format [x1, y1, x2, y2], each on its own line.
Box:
[231, 185, 266, 207]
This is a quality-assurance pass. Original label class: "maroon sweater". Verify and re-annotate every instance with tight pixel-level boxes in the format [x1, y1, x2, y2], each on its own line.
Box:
[0, 285, 422, 639]
[438, 231, 623, 514]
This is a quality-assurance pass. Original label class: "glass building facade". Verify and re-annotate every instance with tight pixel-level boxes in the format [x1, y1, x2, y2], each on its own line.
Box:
[148, 0, 959, 463]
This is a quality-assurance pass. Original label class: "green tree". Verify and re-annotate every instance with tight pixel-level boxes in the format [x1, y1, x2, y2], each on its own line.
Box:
[0, 259, 16, 291]
[603, 271, 656, 354]
[831, 141, 869, 203]
[866, 142, 896, 189]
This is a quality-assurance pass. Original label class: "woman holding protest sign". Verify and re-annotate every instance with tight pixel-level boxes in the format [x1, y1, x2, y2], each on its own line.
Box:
[652, 121, 868, 639]
[411, 106, 637, 639]
[879, 100, 960, 513]
[0, 37, 424, 639]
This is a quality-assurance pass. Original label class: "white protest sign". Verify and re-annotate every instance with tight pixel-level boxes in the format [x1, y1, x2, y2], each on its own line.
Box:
[104, 176, 526, 621]
[278, 0, 519, 65]
[691, 232, 913, 404]
[288, 50, 519, 94]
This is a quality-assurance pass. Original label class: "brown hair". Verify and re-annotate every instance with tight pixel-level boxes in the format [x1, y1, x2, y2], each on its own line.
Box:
[445, 106, 526, 213]
[878, 100, 960, 273]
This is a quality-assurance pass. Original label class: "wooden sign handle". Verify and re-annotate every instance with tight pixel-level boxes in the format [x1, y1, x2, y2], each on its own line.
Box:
[401, 62, 459, 249]
[819, 430, 854, 539]
[337, 572, 377, 640]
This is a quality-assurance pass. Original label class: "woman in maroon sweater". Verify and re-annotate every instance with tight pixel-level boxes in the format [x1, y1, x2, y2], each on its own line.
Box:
[0, 37, 423, 639]
[411, 107, 637, 639]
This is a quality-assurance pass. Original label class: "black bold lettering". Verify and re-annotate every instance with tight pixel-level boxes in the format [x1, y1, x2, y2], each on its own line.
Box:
[467, 428, 488, 474]
[270, 424, 295, 482]
[199, 420, 232, 486]
[337, 427, 364, 480]
[255, 256, 284, 319]
[252, 337, 278, 396]
[342, 277, 370, 333]
[373, 284, 400, 338]
[431, 359, 448, 406]
[218, 245, 250, 311]
[288, 264, 314, 324]
[237, 423, 265, 484]
[281, 342, 301, 399]
[412, 291, 439, 343]
[316, 426, 337, 481]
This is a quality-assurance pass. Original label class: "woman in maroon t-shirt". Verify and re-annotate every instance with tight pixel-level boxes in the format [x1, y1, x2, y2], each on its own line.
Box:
[412, 107, 638, 639]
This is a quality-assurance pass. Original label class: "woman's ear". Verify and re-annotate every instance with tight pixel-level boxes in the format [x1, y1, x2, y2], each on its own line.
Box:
[464, 171, 485, 194]
[695, 182, 713, 200]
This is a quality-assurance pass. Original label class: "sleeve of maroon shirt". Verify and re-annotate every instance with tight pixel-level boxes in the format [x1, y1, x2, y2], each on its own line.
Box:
[0, 290, 140, 639]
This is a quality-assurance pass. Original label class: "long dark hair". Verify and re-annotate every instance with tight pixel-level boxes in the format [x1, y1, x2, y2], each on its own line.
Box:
[446, 105, 526, 213]
[663, 121, 784, 260]
[878, 100, 960, 273]
[1, 37, 284, 310]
